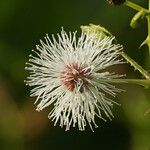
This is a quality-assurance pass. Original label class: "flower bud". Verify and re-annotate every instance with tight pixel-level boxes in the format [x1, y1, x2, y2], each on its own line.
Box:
[81, 24, 112, 42]
[107, 0, 126, 5]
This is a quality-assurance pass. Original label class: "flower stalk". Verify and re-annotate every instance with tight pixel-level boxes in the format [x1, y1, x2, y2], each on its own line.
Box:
[101, 78, 150, 88]
[124, 1, 149, 13]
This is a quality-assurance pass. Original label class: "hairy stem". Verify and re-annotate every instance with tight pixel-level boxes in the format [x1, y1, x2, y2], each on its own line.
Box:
[147, 0, 150, 55]
[121, 52, 150, 80]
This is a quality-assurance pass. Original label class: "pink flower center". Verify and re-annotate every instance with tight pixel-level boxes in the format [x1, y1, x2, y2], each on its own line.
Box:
[60, 63, 91, 92]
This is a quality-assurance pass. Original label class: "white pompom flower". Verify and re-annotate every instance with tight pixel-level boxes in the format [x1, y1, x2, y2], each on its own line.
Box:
[25, 28, 124, 131]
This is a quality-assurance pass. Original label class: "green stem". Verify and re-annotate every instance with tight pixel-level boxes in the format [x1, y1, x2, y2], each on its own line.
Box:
[101, 79, 150, 88]
[124, 0, 149, 13]
[121, 52, 150, 80]
[147, 0, 150, 55]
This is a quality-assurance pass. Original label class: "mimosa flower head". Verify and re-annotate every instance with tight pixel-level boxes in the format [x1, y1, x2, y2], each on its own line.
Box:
[25, 28, 124, 131]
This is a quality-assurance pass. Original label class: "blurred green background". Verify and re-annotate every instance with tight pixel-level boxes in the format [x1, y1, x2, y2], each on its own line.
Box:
[0, 0, 150, 150]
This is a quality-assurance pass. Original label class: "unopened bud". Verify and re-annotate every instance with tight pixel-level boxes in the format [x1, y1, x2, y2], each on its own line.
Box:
[107, 0, 126, 5]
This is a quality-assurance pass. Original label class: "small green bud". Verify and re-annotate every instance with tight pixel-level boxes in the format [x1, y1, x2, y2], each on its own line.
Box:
[107, 0, 126, 5]
[81, 24, 112, 42]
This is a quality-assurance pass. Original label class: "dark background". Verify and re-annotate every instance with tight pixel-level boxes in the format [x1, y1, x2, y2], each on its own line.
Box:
[0, 0, 150, 150]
